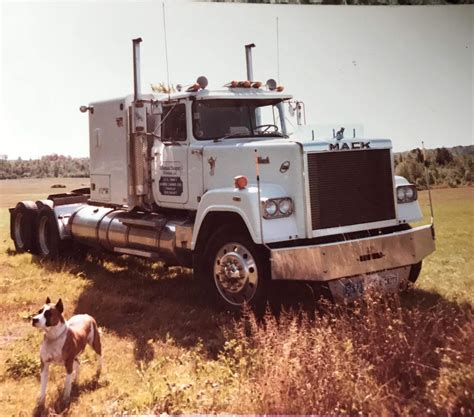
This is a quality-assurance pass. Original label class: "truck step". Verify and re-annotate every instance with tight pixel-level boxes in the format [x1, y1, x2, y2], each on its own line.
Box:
[113, 247, 161, 259]
[119, 218, 166, 228]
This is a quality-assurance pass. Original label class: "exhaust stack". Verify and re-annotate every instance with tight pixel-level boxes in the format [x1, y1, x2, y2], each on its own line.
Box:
[133, 38, 143, 101]
[245, 43, 255, 81]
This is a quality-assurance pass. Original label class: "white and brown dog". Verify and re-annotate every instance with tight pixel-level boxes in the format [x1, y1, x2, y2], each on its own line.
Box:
[32, 297, 102, 405]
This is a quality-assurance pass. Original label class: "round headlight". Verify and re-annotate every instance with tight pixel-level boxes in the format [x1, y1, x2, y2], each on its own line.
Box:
[264, 200, 278, 217]
[406, 187, 415, 200]
[397, 187, 406, 202]
[278, 198, 293, 215]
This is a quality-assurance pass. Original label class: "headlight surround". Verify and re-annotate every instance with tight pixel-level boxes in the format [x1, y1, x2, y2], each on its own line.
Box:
[262, 197, 294, 219]
[396, 185, 418, 204]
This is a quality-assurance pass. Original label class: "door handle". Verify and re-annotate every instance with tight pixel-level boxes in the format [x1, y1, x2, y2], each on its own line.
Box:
[191, 149, 203, 156]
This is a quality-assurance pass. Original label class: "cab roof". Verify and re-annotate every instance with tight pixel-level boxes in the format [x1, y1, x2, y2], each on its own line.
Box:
[154, 88, 293, 102]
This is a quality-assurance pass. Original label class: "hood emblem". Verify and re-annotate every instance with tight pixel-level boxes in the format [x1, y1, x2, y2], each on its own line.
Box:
[280, 161, 290, 173]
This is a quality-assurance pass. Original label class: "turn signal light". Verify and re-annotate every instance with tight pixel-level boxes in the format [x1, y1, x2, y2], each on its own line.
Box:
[234, 175, 248, 190]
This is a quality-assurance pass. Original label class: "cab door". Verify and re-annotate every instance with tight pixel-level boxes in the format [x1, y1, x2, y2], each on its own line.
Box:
[153, 103, 189, 205]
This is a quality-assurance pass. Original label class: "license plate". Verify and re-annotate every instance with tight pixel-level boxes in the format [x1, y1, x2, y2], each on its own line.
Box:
[328, 266, 410, 303]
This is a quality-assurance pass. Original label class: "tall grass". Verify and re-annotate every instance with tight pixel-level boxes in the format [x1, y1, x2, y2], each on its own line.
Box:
[130, 298, 473, 416]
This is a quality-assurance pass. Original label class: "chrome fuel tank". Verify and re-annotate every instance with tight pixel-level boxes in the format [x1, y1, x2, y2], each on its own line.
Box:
[70, 205, 192, 263]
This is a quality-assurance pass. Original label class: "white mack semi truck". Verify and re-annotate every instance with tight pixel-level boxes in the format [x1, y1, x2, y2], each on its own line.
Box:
[10, 39, 435, 309]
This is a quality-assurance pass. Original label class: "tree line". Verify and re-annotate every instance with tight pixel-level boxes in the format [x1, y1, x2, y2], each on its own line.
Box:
[394, 145, 473, 189]
[0, 154, 89, 180]
[0, 146, 472, 189]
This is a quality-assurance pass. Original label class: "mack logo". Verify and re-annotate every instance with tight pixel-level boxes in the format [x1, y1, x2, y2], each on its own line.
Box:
[329, 141, 371, 151]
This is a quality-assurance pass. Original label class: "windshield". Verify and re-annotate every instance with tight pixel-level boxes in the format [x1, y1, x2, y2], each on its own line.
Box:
[192, 99, 286, 140]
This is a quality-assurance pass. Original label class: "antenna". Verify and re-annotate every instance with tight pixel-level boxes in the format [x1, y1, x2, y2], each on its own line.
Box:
[422, 140, 435, 238]
[276, 17, 280, 82]
[162, 2, 171, 99]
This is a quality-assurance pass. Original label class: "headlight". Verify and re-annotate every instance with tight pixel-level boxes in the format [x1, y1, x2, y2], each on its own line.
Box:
[397, 185, 418, 204]
[278, 198, 293, 215]
[262, 198, 293, 219]
[263, 200, 278, 217]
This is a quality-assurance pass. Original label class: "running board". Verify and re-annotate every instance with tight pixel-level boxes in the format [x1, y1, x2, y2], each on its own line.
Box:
[113, 247, 161, 259]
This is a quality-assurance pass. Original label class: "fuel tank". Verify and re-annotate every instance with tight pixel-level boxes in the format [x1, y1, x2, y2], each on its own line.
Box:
[70, 205, 193, 264]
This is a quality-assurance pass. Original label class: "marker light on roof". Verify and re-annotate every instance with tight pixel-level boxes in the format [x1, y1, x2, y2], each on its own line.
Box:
[186, 83, 200, 92]
[225, 80, 257, 88]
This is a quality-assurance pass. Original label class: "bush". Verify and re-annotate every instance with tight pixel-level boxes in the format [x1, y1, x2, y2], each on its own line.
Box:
[5, 353, 39, 379]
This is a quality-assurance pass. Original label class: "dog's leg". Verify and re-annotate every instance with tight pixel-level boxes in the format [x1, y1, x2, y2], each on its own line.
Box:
[90, 319, 102, 378]
[96, 354, 103, 378]
[63, 360, 74, 402]
[73, 358, 80, 383]
[38, 360, 49, 405]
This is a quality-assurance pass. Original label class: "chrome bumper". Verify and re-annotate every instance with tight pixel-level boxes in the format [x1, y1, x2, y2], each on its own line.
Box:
[270, 224, 435, 281]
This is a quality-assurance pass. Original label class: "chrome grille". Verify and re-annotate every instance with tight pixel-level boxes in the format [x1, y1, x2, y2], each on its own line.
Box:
[307, 149, 395, 230]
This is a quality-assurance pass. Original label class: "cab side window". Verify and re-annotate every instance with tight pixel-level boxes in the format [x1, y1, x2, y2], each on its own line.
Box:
[162, 104, 187, 142]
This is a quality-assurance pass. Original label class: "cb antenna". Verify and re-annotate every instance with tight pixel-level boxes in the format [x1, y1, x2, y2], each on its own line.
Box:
[162, 1, 171, 99]
[276, 17, 280, 82]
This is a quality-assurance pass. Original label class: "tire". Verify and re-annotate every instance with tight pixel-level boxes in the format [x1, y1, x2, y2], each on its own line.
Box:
[36, 207, 63, 258]
[196, 224, 270, 311]
[10, 201, 38, 253]
[408, 261, 422, 284]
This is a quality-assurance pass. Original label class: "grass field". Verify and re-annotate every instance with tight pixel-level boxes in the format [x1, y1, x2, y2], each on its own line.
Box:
[0, 178, 472, 416]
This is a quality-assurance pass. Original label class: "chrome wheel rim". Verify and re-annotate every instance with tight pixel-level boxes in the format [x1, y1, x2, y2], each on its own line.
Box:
[213, 242, 258, 306]
[14, 212, 25, 249]
[38, 216, 50, 255]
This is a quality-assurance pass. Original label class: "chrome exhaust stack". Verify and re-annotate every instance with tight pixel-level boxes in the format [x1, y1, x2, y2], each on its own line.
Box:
[132, 37, 142, 102]
[245, 43, 255, 81]
[130, 38, 148, 204]
[245, 43, 261, 125]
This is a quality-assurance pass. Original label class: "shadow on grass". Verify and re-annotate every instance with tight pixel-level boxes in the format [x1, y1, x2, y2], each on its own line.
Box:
[32, 374, 108, 417]
[31, 253, 472, 369]
[32, 253, 231, 364]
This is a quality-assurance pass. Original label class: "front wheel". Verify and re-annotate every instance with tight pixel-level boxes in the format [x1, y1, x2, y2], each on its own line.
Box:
[408, 261, 423, 284]
[197, 225, 270, 311]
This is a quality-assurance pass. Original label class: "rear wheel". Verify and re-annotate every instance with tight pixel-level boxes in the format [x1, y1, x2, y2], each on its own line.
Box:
[11, 201, 38, 253]
[197, 225, 269, 311]
[36, 207, 62, 258]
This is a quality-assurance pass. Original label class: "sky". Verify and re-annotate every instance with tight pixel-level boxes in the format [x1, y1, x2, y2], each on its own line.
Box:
[0, 0, 473, 159]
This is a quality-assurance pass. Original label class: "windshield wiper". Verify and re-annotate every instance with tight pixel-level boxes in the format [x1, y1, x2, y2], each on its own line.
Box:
[213, 133, 252, 142]
[253, 131, 288, 138]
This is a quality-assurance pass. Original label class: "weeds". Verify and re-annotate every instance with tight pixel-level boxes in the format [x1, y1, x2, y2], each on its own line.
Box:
[115, 297, 473, 415]
[5, 353, 39, 379]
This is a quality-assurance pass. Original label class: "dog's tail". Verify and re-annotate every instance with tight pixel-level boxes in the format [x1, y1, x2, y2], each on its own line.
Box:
[90, 318, 102, 356]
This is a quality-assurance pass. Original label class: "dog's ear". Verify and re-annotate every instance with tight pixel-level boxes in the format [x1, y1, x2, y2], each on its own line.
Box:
[56, 298, 64, 313]
[46, 296, 51, 304]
